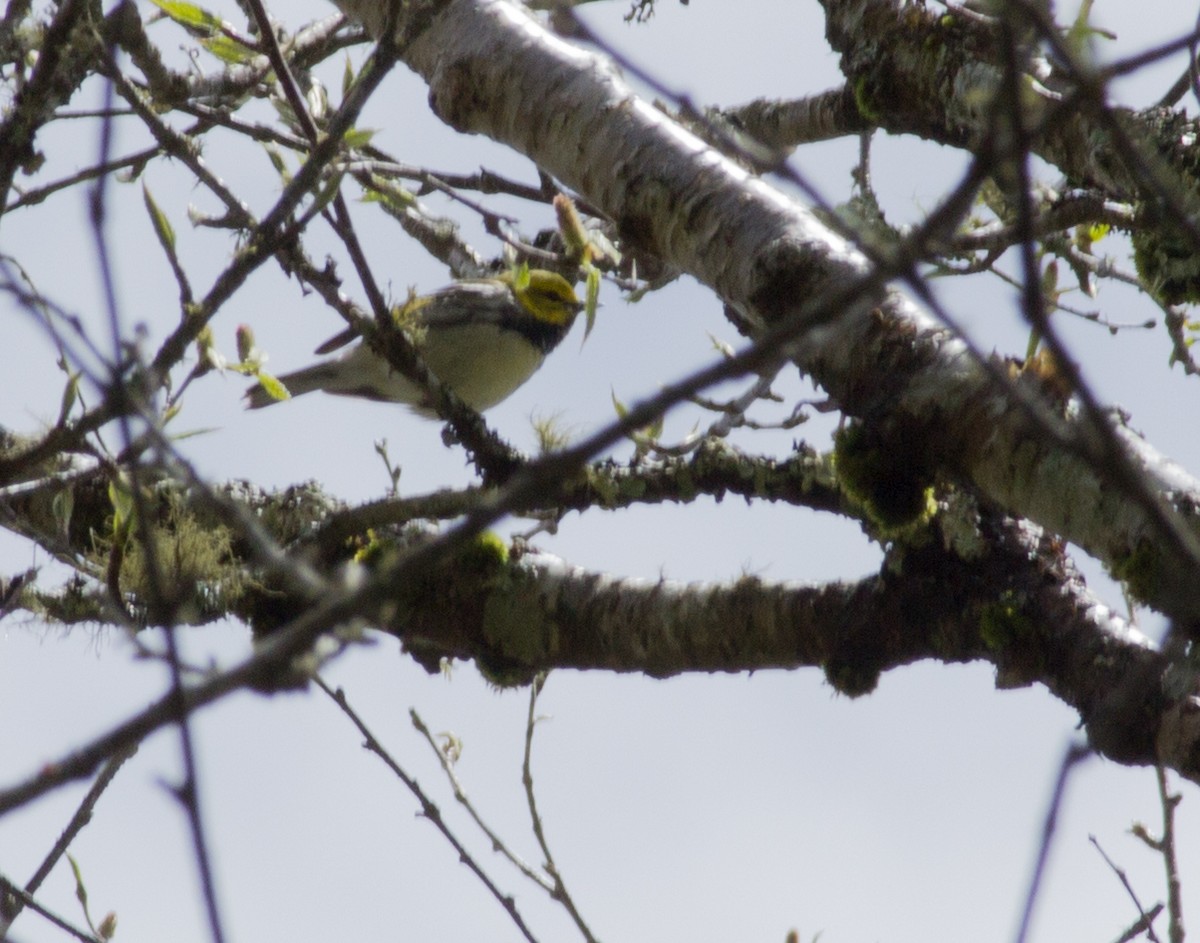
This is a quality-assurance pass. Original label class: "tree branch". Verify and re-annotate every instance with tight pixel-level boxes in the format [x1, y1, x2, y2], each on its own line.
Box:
[327, 0, 1200, 624]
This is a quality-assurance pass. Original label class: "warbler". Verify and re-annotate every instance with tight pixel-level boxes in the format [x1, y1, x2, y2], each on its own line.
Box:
[245, 269, 583, 416]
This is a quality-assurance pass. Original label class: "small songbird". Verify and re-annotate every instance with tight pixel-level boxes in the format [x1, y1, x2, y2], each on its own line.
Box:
[245, 269, 583, 417]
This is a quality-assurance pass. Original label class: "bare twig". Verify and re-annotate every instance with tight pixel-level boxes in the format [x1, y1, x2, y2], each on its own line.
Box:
[410, 709, 554, 892]
[1090, 834, 1163, 943]
[521, 674, 599, 943]
[1155, 767, 1186, 943]
[0, 876, 105, 943]
[313, 676, 542, 943]
[0, 743, 137, 938]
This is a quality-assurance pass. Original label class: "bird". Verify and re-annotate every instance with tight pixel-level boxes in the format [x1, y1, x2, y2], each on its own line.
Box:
[245, 268, 583, 417]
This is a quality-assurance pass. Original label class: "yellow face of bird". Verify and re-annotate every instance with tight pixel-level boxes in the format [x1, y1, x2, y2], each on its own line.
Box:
[504, 269, 583, 325]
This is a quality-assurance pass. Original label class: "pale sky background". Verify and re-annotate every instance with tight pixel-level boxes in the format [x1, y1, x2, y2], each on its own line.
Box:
[2, 2, 1199, 942]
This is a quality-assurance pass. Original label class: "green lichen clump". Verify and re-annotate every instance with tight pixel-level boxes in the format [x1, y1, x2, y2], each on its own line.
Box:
[353, 529, 541, 684]
[1109, 538, 1167, 605]
[978, 595, 1035, 653]
[105, 488, 243, 626]
[476, 544, 550, 689]
[459, 530, 510, 574]
[977, 592, 1049, 686]
[822, 655, 881, 698]
[833, 423, 936, 536]
[1132, 226, 1200, 306]
[853, 76, 880, 123]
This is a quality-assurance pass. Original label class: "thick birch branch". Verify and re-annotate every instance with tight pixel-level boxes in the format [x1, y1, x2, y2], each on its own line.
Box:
[332, 0, 1200, 623]
[820, 0, 1200, 209]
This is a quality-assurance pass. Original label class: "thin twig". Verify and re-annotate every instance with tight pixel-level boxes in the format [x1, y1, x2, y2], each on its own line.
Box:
[313, 676, 542, 943]
[0, 743, 138, 939]
[410, 709, 554, 892]
[521, 674, 599, 943]
[0, 876, 104, 943]
[1089, 834, 1163, 943]
[1113, 904, 1166, 943]
[25, 745, 138, 898]
[1155, 767, 1185, 943]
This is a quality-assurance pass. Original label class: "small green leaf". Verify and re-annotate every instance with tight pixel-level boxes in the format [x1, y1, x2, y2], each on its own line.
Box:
[67, 853, 88, 909]
[52, 487, 74, 538]
[341, 127, 376, 149]
[255, 371, 291, 403]
[362, 175, 415, 212]
[200, 33, 253, 64]
[264, 144, 290, 182]
[148, 0, 223, 34]
[582, 264, 600, 341]
[612, 394, 661, 450]
[56, 370, 80, 427]
[610, 389, 629, 419]
[142, 184, 176, 254]
[108, 478, 135, 536]
[169, 425, 219, 441]
[1024, 327, 1041, 362]
[311, 168, 346, 216]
